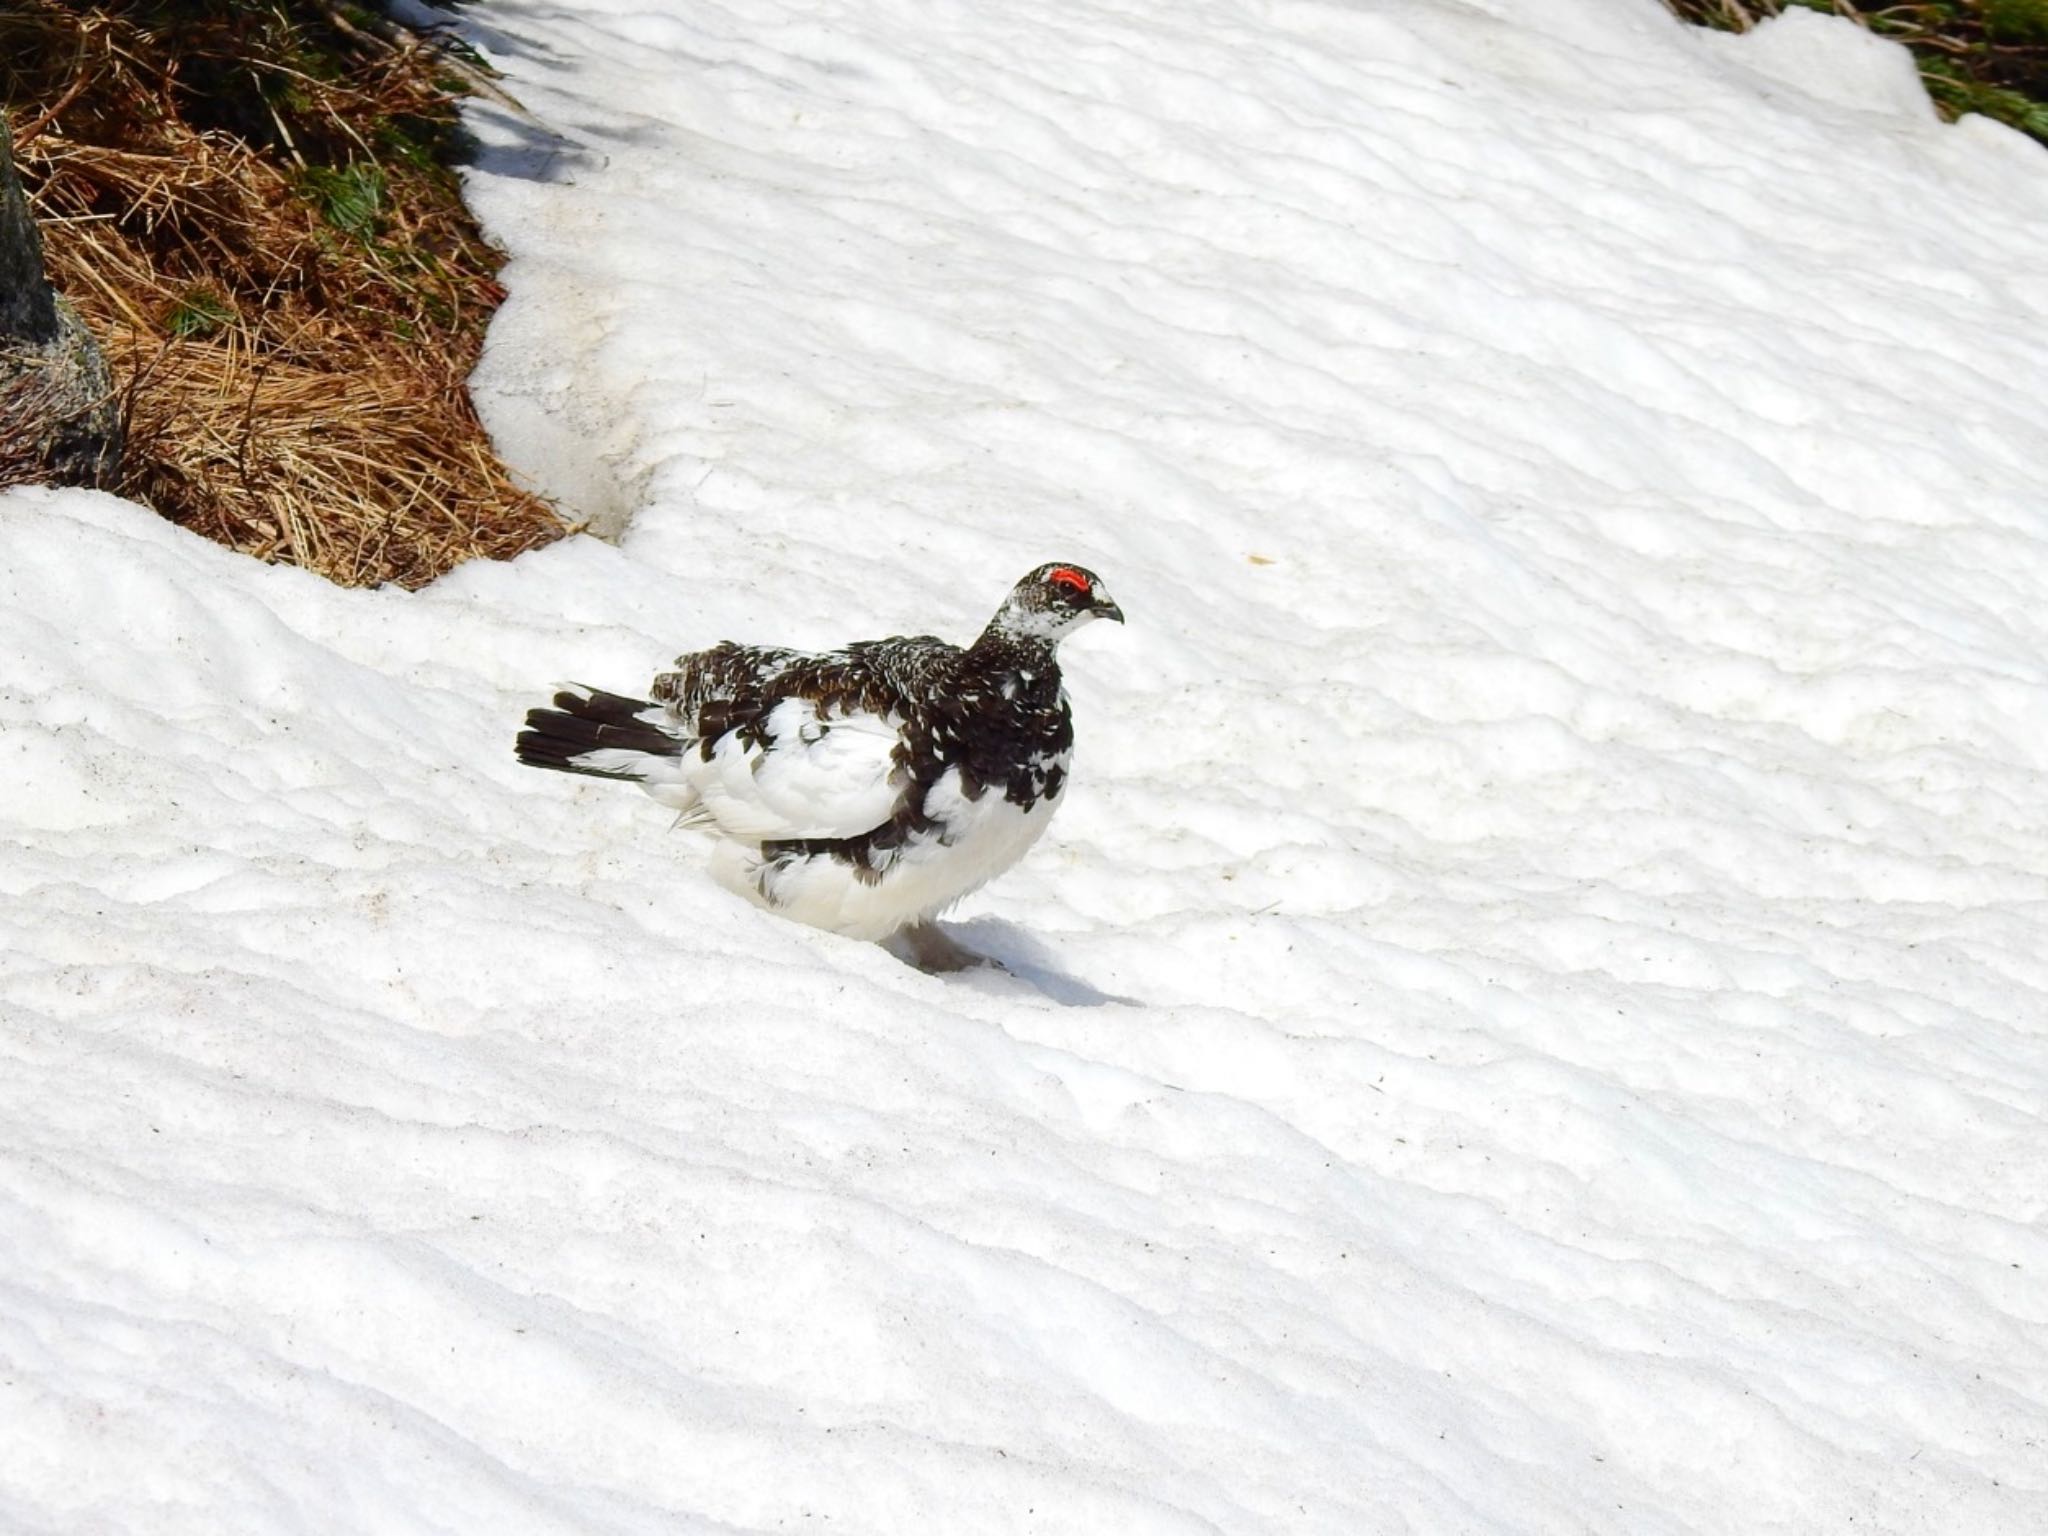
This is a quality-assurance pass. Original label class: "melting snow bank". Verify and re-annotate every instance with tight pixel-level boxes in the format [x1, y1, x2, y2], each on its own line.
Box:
[8, 0, 2048, 1530]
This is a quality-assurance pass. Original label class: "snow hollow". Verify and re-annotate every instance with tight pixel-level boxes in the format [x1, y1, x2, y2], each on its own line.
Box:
[6, 0, 2048, 1531]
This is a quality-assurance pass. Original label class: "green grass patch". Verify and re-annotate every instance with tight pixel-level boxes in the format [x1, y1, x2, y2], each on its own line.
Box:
[165, 286, 235, 339]
[299, 162, 386, 239]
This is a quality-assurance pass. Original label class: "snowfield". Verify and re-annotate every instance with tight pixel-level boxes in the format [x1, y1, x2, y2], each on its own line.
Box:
[6, 0, 2048, 1530]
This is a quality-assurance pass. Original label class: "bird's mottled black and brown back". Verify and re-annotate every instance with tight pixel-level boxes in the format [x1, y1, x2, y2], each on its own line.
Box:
[651, 637, 960, 741]
[653, 632, 1071, 809]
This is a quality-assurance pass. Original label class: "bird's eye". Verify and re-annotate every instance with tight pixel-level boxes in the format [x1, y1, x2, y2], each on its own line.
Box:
[1046, 566, 1091, 596]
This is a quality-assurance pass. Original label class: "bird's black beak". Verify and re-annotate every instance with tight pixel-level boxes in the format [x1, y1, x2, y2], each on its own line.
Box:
[1096, 598, 1125, 624]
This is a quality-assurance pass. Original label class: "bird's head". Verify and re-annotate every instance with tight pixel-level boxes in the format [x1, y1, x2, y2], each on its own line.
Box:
[989, 563, 1125, 643]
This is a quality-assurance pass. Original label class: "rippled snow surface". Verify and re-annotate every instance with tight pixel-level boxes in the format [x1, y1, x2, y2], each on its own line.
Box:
[6, 1, 2048, 1530]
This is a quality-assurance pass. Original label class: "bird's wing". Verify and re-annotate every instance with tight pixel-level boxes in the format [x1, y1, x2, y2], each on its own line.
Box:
[691, 696, 906, 840]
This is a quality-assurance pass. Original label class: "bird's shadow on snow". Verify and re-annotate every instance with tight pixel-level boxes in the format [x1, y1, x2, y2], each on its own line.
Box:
[945, 921, 1137, 1008]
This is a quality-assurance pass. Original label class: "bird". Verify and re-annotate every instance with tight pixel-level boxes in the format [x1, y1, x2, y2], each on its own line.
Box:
[515, 562, 1124, 969]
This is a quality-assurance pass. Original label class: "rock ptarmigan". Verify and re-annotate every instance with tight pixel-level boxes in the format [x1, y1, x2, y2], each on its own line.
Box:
[515, 562, 1123, 968]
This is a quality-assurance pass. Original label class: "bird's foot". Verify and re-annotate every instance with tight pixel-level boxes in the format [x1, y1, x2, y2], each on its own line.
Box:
[886, 922, 1006, 974]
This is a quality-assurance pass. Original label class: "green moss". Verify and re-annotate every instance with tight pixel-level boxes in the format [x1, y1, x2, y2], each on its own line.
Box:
[1985, 0, 2048, 45]
[1922, 58, 2048, 137]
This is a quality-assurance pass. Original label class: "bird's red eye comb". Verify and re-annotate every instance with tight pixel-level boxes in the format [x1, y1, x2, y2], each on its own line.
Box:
[1047, 566, 1091, 594]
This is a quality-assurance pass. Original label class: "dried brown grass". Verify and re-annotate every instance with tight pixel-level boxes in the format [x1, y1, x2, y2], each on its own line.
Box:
[4, 0, 571, 588]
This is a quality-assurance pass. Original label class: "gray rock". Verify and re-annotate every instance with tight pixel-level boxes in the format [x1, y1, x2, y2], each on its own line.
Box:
[1, 109, 122, 490]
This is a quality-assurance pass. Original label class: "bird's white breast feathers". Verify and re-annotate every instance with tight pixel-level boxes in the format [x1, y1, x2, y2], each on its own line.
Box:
[714, 760, 1067, 940]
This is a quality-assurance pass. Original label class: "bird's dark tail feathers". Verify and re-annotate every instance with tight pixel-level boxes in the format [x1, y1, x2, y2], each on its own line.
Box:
[516, 687, 685, 781]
